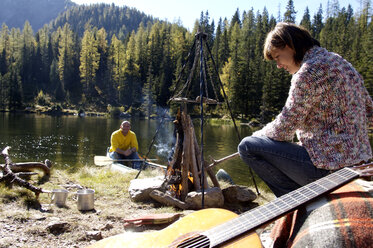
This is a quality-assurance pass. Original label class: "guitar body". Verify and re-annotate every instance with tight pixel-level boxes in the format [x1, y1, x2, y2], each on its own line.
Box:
[87, 208, 262, 248]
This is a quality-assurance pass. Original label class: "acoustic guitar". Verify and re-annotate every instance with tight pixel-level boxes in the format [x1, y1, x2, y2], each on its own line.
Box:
[88, 163, 373, 248]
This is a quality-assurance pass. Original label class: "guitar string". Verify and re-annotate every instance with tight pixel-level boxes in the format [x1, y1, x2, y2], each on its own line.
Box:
[176, 235, 209, 248]
[204, 168, 358, 246]
[174, 168, 358, 247]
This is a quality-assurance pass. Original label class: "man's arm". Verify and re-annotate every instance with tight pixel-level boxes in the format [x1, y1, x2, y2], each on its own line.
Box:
[111, 132, 133, 156]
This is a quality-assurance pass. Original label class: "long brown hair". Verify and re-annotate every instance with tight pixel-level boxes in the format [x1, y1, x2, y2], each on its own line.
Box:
[264, 22, 320, 64]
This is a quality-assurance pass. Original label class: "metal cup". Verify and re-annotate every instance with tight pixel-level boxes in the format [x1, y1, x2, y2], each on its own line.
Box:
[77, 189, 95, 211]
[51, 189, 69, 207]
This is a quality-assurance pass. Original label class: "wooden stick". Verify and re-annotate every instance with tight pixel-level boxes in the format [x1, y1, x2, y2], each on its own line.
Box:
[145, 161, 167, 169]
[189, 125, 201, 191]
[205, 152, 239, 171]
[94, 156, 157, 166]
[192, 130, 219, 188]
[180, 109, 192, 200]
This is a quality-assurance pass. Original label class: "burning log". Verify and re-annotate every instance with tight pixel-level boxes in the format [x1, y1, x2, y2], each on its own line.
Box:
[1, 146, 51, 197]
[165, 108, 220, 203]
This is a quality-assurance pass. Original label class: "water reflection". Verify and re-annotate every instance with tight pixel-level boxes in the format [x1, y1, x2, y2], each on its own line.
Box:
[1, 113, 372, 188]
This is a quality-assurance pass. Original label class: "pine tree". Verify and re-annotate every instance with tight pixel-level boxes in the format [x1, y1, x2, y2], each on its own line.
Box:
[284, 0, 297, 23]
[95, 27, 110, 108]
[311, 4, 324, 40]
[57, 24, 76, 101]
[109, 34, 125, 105]
[20, 21, 36, 102]
[300, 7, 312, 31]
[123, 30, 141, 108]
[79, 27, 100, 104]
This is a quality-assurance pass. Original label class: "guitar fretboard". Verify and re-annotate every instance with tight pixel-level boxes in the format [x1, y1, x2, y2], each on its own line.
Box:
[204, 167, 359, 247]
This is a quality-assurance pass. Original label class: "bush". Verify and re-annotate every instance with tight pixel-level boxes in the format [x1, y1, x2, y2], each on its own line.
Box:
[35, 90, 51, 106]
[50, 103, 63, 113]
[109, 107, 122, 118]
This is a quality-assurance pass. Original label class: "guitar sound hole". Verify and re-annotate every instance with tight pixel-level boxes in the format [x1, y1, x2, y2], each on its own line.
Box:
[176, 234, 210, 248]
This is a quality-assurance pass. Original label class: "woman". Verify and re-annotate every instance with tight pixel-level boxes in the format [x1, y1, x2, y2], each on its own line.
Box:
[238, 22, 373, 197]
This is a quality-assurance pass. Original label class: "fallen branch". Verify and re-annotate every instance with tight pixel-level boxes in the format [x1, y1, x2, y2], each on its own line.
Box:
[8, 160, 52, 175]
[1, 146, 50, 198]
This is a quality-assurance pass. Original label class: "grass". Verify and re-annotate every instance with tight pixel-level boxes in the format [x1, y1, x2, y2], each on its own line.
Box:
[0, 165, 275, 247]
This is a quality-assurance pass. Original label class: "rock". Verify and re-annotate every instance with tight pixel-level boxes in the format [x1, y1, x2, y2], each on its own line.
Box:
[184, 187, 224, 209]
[100, 223, 114, 231]
[216, 169, 234, 184]
[31, 214, 46, 221]
[128, 176, 165, 202]
[46, 221, 70, 235]
[85, 231, 102, 241]
[222, 185, 257, 204]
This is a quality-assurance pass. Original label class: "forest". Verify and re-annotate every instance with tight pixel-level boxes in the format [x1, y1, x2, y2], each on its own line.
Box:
[0, 0, 372, 122]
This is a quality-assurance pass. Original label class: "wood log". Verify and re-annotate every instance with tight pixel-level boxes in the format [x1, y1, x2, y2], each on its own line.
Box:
[192, 129, 220, 188]
[168, 111, 183, 172]
[1, 146, 48, 197]
[180, 110, 190, 201]
[8, 160, 52, 175]
[188, 119, 201, 191]
[149, 189, 190, 210]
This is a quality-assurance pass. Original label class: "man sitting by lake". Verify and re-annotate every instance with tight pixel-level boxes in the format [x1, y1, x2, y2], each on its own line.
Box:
[108, 121, 142, 169]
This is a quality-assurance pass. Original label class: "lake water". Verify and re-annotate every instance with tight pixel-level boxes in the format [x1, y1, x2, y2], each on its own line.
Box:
[1, 113, 372, 188]
[0, 113, 258, 187]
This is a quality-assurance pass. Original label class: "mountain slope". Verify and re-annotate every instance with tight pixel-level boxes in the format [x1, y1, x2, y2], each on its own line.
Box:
[0, 0, 76, 31]
[50, 3, 156, 38]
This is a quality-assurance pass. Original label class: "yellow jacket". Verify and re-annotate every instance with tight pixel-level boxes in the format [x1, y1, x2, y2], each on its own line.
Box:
[109, 129, 138, 153]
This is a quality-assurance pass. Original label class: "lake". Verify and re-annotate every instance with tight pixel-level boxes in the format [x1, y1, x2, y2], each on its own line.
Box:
[1, 113, 372, 189]
[0, 113, 258, 187]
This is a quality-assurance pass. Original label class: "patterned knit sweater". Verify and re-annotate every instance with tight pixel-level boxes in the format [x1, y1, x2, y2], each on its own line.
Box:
[253, 46, 373, 170]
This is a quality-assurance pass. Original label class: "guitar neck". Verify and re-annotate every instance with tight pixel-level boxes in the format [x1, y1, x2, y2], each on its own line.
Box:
[204, 167, 360, 247]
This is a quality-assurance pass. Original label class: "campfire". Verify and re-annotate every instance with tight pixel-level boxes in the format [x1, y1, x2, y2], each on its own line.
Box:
[164, 108, 220, 203]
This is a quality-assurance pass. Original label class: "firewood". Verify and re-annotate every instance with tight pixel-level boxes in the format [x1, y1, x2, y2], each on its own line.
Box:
[9, 160, 52, 175]
[1, 146, 50, 198]
[188, 122, 201, 191]
[149, 189, 189, 210]
[192, 129, 219, 188]
[180, 110, 191, 200]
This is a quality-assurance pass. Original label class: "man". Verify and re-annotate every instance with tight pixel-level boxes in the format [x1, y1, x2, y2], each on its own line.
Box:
[108, 121, 142, 169]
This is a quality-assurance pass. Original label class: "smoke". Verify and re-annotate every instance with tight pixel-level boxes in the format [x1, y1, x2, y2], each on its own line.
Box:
[153, 106, 175, 160]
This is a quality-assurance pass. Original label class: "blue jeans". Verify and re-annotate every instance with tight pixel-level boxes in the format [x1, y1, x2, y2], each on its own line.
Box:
[238, 136, 330, 197]
[109, 151, 142, 169]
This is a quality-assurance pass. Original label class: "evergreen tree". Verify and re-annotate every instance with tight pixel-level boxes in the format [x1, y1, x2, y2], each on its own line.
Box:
[20, 21, 36, 102]
[57, 24, 76, 101]
[109, 34, 125, 105]
[311, 4, 324, 40]
[300, 7, 312, 31]
[80, 27, 101, 104]
[284, 0, 297, 23]
[123, 30, 141, 108]
[95, 28, 110, 105]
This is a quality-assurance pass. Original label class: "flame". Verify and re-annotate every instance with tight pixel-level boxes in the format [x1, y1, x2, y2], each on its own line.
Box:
[167, 168, 194, 199]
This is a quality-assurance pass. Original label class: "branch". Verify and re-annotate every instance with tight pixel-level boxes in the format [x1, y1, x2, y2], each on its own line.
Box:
[1, 146, 47, 197]
[199, 152, 239, 174]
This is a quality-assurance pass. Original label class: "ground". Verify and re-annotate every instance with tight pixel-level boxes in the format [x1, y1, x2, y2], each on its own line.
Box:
[0, 166, 274, 248]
